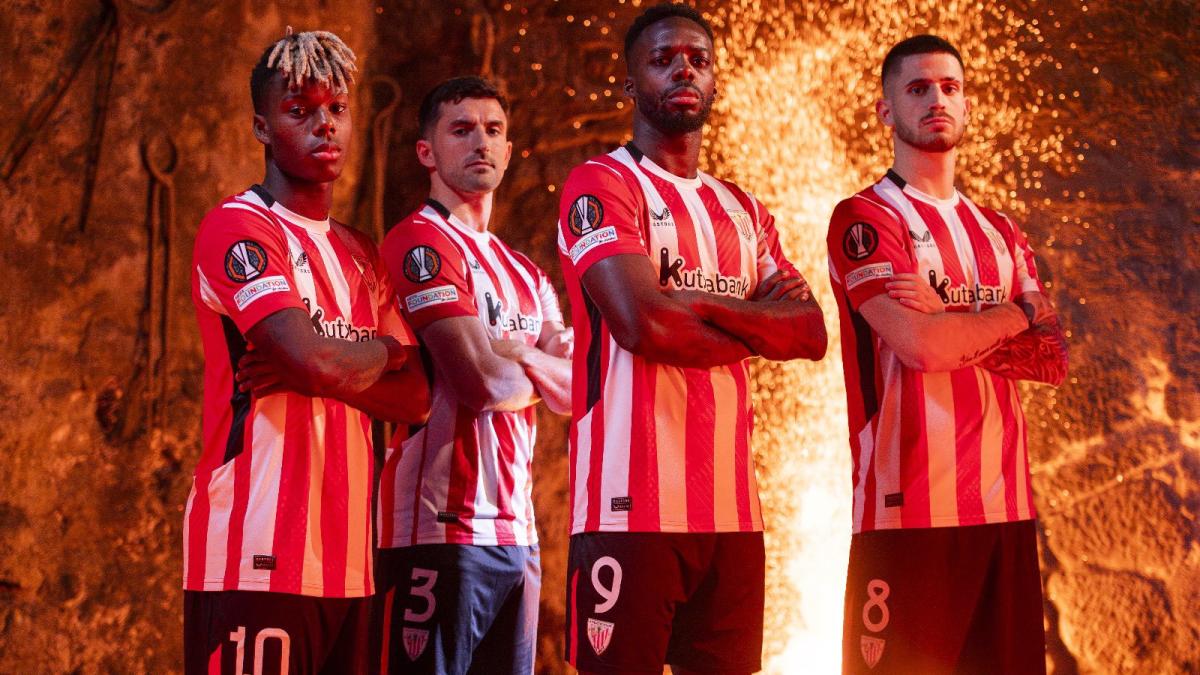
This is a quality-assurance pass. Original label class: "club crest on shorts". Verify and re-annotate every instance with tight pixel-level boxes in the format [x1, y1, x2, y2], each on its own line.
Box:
[842, 222, 879, 261]
[403, 627, 430, 661]
[860, 635, 886, 669]
[568, 194, 604, 236]
[225, 240, 269, 282]
[403, 245, 442, 283]
[586, 618, 615, 655]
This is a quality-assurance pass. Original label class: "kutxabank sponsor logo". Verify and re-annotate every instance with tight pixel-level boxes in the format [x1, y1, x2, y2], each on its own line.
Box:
[659, 247, 750, 298]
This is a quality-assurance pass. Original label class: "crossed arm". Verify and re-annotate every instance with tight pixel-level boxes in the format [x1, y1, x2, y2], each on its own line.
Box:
[491, 321, 573, 415]
[872, 272, 1068, 384]
[235, 308, 431, 423]
[581, 254, 826, 369]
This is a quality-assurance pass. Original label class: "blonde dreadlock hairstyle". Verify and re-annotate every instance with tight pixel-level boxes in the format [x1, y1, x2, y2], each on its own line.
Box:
[250, 27, 358, 112]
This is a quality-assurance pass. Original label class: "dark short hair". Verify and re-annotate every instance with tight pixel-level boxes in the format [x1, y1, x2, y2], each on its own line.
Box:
[881, 35, 964, 88]
[623, 2, 714, 58]
[417, 76, 509, 138]
[250, 44, 278, 113]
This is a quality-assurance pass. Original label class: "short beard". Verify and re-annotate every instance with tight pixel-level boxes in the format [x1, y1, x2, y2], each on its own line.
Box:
[893, 117, 964, 153]
[637, 86, 715, 134]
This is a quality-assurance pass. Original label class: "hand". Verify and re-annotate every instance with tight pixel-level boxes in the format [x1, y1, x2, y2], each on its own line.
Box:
[886, 273, 945, 314]
[540, 328, 574, 360]
[491, 338, 531, 363]
[754, 269, 811, 302]
[235, 349, 290, 397]
[1017, 291, 1056, 326]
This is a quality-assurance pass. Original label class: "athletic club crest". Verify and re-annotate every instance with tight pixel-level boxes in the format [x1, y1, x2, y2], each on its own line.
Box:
[568, 194, 604, 236]
[403, 245, 442, 283]
[586, 618, 615, 655]
[403, 627, 429, 661]
[860, 635, 886, 669]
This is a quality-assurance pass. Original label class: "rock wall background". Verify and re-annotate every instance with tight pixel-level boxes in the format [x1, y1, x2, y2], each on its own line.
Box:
[0, 0, 1194, 673]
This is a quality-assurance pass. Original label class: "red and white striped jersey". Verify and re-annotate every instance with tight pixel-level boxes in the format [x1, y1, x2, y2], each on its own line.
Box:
[185, 185, 416, 598]
[377, 201, 562, 547]
[827, 170, 1044, 534]
[557, 144, 796, 535]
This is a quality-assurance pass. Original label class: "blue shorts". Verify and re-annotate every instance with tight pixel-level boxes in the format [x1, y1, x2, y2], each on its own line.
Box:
[370, 544, 540, 675]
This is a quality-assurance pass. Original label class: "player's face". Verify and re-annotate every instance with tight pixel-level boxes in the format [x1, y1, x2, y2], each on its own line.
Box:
[418, 97, 512, 195]
[878, 52, 970, 153]
[625, 17, 716, 135]
[254, 74, 352, 184]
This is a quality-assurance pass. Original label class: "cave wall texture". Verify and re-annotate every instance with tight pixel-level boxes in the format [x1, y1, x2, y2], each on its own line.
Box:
[0, 1, 1195, 673]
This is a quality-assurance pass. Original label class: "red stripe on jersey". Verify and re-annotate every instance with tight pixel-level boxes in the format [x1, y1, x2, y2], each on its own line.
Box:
[378, 444, 399, 549]
[321, 402, 349, 597]
[911, 199, 968, 287]
[897, 368, 931, 528]
[957, 203, 1002, 288]
[951, 368, 986, 521]
[185, 472, 212, 590]
[684, 370, 717, 531]
[628, 359, 659, 531]
[222, 433, 253, 590]
[407, 434, 430, 547]
[732, 367, 752, 527]
[585, 387, 607, 532]
[270, 394, 312, 594]
[444, 404, 481, 543]
[701, 184, 748, 278]
[992, 373, 1021, 521]
[492, 413, 519, 546]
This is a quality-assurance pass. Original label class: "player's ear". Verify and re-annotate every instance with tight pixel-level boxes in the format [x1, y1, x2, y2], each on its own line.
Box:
[415, 138, 436, 170]
[252, 113, 270, 146]
[875, 97, 892, 129]
[623, 75, 635, 100]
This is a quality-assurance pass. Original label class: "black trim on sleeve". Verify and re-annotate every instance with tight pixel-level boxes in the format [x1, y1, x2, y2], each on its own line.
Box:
[849, 301, 880, 424]
[583, 290, 604, 413]
[220, 315, 252, 464]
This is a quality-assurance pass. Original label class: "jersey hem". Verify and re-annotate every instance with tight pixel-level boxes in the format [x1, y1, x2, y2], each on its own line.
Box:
[183, 579, 370, 598]
[569, 518, 764, 535]
[853, 511, 1038, 534]
[377, 530, 538, 549]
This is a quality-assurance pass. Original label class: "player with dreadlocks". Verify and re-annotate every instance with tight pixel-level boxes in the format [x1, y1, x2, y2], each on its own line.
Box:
[183, 28, 429, 675]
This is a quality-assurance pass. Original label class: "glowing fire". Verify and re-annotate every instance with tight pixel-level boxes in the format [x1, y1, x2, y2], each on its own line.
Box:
[704, 3, 1069, 672]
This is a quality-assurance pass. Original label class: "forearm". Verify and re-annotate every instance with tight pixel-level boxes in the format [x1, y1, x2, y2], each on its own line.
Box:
[514, 347, 572, 415]
[912, 305, 1028, 371]
[451, 355, 540, 413]
[627, 305, 754, 368]
[338, 354, 431, 423]
[979, 315, 1069, 385]
[686, 293, 827, 361]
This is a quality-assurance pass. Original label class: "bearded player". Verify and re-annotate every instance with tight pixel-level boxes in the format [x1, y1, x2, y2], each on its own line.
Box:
[372, 76, 572, 675]
[184, 29, 429, 675]
[826, 35, 1069, 674]
[557, 4, 828, 673]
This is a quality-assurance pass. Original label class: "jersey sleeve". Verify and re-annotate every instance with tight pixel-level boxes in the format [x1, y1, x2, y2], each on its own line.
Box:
[192, 204, 307, 334]
[380, 220, 477, 331]
[557, 161, 647, 276]
[749, 195, 799, 280]
[826, 195, 915, 311]
[368, 240, 418, 347]
[534, 265, 564, 325]
[1003, 214, 1044, 296]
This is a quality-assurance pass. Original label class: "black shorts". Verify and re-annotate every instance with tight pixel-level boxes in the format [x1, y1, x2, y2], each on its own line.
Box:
[565, 531, 765, 674]
[842, 520, 1045, 675]
[184, 589, 369, 675]
[370, 544, 540, 675]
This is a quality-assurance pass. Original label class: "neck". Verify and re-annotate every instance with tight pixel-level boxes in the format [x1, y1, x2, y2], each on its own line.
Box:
[429, 176, 493, 233]
[261, 163, 334, 220]
[631, 113, 703, 178]
[891, 141, 957, 199]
